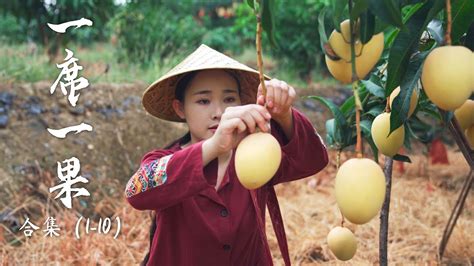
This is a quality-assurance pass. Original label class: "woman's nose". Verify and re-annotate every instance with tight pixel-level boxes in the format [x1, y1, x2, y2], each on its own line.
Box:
[212, 103, 225, 120]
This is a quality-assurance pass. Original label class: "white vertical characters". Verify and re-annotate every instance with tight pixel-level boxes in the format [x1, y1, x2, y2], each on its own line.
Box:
[47, 122, 93, 139]
[49, 157, 90, 209]
[43, 217, 61, 237]
[19, 217, 39, 237]
[51, 49, 89, 107]
[47, 18, 93, 33]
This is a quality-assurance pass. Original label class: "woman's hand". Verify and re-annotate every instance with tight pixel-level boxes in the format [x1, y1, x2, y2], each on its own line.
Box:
[256, 79, 296, 123]
[205, 104, 272, 156]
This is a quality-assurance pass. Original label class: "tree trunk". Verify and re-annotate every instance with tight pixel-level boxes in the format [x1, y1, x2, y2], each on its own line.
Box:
[379, 157, 393, 266]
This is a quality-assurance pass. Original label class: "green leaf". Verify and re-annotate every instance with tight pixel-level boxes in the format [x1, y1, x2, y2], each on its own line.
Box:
[402, 2, 424, 23]
[332, 0, 346, 32]
[325, 119, 338, 147]
[307, 96, 348, 128]
[400, 0, 425, 6]
[403, 119, 412, 150]
[406, 119, 434, 143]
[361, 80, 385, 98]
[384, 26, 400, 48]
[369, 0, 403, 27]
[427, 19, 444, 45]
[365, 105, 384, 117]
[340, 86, 368, 114]
[389, 51, 428, 134]
[247, 0, 255, 9]
[440, 109, 454, 128]
[417, 92, 442, 121]
[360, 119, 379, 162]
[393, 154, 412, 163]
[360, 9, 375, 43]
[340, 95, 356, 114]
[307, 96, 349, 146]
[419, 106, 441, 121]
[465, 23, 474, 50]
[451, 0, 474, 43]
[261, 0, 277, 47]
[386, 0, 444, 92]
[318, 8, 331, 57]
[351, 0, 369, 20]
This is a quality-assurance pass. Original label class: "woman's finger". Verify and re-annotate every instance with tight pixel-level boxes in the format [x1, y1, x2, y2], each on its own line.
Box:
[251, 104, 271, 120]
[278, 80, 289, 111]
[249, 108, 269, 132]
[222, 117, 246, 134]
[240, 111, 257, 133]
[265, 82, 275, 109]
[285, 85, 296, 107]
[273, 84, 282, 113]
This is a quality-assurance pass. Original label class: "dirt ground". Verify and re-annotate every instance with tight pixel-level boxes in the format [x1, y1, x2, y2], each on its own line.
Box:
[0, 82, 472, 265]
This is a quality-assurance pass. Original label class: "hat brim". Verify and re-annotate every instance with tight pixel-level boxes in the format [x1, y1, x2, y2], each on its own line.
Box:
[143, 66, 270, 122]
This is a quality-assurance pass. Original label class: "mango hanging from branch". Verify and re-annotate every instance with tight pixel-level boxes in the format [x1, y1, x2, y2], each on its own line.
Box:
[327, 226, 357, 261]
[325, 19, 384, 84]
[235, 132, 282, 190]
[335, 158, 386, 224]
[421, 46, 472, 111]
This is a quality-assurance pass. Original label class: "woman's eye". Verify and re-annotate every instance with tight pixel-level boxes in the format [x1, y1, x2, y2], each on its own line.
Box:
[225, 97, 236, 103]
[197, 99, 210, 104]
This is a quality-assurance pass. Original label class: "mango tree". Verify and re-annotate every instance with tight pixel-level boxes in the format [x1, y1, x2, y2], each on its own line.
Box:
[249, 0, 473, 264]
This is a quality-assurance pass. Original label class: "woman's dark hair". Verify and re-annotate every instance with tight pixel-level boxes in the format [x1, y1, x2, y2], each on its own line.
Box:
[141, 69, 241, 265]
[175, 71, 199, 102]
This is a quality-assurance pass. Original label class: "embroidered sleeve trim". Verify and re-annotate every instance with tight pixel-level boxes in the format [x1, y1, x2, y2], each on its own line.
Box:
[125, 154, 172, 198]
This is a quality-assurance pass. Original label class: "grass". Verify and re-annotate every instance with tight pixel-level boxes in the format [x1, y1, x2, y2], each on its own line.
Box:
[0, 43, 55, 83]
[0, 42, 338, 89]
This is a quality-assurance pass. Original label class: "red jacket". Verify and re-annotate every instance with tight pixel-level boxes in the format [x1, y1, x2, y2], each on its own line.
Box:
[125, 108, 329, 266]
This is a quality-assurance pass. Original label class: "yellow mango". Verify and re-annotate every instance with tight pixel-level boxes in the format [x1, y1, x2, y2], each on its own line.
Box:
[235, 132, 282, 190]
[371, 112, 405, 157]
[325, 55, 353, 84]
[335, 158, 386, 224]
[421, 46, 472, 110]
[327, 226, 357, 261]
[355, 32, 384, 78]
[340, 19, 359, 44]
[454, 100, 474, 130]
[328, 30, 363, 62]
[326, 32, 384, 84]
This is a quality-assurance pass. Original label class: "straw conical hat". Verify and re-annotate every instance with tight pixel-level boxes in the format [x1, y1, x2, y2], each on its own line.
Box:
[142, 44, 270, 122]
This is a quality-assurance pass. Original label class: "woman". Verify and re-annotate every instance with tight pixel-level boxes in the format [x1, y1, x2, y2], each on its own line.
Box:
[125, 44, 328, 265]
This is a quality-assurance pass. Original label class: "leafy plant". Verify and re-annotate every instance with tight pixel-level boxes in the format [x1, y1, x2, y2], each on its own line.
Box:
[110, 0, 206, 66]
[0, 0, 116, 57]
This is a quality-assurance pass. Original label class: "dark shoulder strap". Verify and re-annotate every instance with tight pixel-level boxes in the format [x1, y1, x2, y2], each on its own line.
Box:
[267, 186, 291, 266]
[250, 187, 291, 266]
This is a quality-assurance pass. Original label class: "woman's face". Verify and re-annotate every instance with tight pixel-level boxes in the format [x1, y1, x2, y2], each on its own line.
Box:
[172, 69, 242, 144]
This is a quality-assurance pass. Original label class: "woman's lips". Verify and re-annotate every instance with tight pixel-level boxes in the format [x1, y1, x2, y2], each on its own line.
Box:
[209, 126, 217, 132]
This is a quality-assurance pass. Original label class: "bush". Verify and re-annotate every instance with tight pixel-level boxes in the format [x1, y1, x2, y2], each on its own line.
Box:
[230, 2, 257, 47]
[110, 1, 206, 66]
[0, 0, 116, 54]
[202, 27, 244, 55]
[0, 13, 27, 44]
[269, 0, 330, 80]
[231, 1, 330, 81]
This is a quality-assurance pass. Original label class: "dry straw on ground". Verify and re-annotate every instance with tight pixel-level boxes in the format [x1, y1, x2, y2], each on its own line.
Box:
[1, 150, 472, 265]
